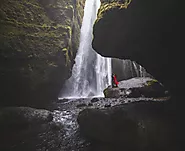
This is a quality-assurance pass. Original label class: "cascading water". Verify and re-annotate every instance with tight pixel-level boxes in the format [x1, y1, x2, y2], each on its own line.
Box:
[132, 61, 141, 77]
[111, 58, 151, 81]
[132, 61, 145, 77]
[59, 0, 112, 99]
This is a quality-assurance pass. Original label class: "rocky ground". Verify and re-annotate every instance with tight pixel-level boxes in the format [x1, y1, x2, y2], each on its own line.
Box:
[0, 95, 172, 151]
[104, 77, 169, 98]
[0, 77, 175, 151]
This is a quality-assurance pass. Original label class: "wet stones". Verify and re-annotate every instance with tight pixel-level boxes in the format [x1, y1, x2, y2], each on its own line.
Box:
[76, 103, 87, 108]
[104, 104, 111, 108]
[91, 98, 100, 103]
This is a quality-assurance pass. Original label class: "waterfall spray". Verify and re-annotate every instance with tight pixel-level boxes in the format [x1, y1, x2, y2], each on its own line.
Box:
[59, 0, 112, 99]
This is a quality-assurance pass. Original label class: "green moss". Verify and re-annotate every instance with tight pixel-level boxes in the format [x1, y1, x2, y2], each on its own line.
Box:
[17, 49, 22, 52]
[0, 0, 83, 73]
[146, 79, 158, 86]
[0, 19, 70, 40]
[22, 1, 42, 9]
[103, 87, 109, 97]
[62, 47, 71, 66]
[96, 0, 132, 23]
[65, 5, 73, 9]
[47, 4, 56, 8]
[62, 48, 68, 52]
[0, 0, 85, 104]
[41, 23, 48, 28]
[48, 61, 58, 67]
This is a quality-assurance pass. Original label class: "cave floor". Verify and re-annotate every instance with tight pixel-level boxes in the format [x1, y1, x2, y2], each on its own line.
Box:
[0, 97, 169, 151]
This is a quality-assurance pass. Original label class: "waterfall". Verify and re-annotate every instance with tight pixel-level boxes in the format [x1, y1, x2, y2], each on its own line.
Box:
[111, 58, 152, 81]
[132, 61, 140, 77]
[59, 0, 112, 99]
[132, 61, 144, 77]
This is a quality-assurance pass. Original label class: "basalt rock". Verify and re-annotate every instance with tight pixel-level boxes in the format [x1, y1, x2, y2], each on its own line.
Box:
[0, 107, 53, 132]
[0, 0, 85, 107]
[103, 86, 121, 98]
[93, 0, 183, 99]
[77, 101, 177, 151]
[104, 77, 168, 98]
[91, 98, 100, 103]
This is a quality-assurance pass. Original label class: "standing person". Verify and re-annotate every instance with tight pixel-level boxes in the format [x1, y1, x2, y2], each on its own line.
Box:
[112, 73, 119, 87]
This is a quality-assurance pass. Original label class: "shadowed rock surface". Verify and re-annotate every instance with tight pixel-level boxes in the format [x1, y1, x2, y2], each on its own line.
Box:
[0, 107, 53, 131]
[0, 97, 170, 151]
[91, 0, 180, 150]
[104, 77, 168, 98]
[93, 0, 183, 98]
[78, 99, 176, 151]
[0, 0, 85, 107]
[0, 0, 181, 150]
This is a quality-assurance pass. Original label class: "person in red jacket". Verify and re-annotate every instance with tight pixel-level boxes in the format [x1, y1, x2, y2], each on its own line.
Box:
[112, 73, 119, 87]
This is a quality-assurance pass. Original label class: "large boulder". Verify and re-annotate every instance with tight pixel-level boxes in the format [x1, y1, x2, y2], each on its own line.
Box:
[0, 0, 85, 107]
[0, 107, 53, 132]
[104, 77, 168, 98]
[93, 0, 183, 98]
[0, 107, 53, 124]
[77, 101, 177, 151]
[103, 86, 121, 98]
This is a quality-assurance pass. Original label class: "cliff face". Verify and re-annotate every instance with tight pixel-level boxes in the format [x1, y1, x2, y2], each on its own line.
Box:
[111, 58, 151, 81]
[93, 0, 183, 97]
[0, 0, 85, 107]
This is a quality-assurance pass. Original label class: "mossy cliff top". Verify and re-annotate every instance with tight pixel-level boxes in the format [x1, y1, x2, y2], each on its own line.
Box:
[0, 0, 85, 107]
[96, 0, 131, 22]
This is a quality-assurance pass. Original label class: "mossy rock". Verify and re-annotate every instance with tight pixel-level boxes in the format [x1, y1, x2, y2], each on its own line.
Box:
[0, 0, 85, 107]
[103, 86, 121, 98]
[96, 0, 131, 23]
[146, 79, 158, 86]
